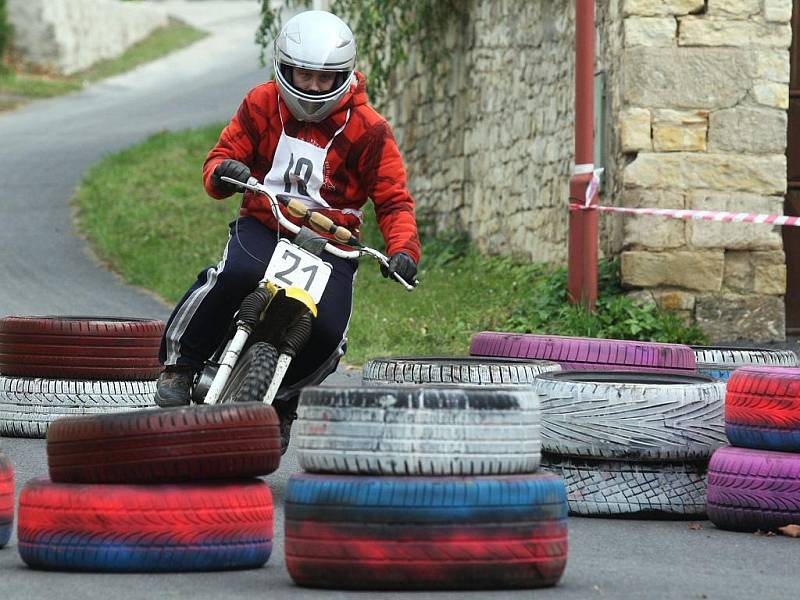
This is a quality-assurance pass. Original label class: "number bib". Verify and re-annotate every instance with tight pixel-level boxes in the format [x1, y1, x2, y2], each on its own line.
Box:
[261, 94, 351, 211]
[263, 239, 332, 304]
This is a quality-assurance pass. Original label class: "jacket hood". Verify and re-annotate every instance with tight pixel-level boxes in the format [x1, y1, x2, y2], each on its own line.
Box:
[337, 70, 369, 113]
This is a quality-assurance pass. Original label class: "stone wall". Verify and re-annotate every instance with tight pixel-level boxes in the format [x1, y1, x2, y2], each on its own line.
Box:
[383, 0, 791, 342]
[7, 0, 168, 75]
[385, 0, 576, 263]
[616, 0, 791, 341]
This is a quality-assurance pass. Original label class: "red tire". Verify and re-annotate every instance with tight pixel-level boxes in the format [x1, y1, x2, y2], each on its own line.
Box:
[18, 478, 273, 572]
[470, 332, 696, 372]
[0, 454, 13, 548]
[0, 317, 165, 380]
[286, 473, 568, 590]
[0, 316, 165, 339]
[725, 367, 800, 452]
[47, 403, 282, 484]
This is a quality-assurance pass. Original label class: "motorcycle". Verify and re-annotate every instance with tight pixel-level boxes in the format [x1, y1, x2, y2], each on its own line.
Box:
[193, 175, 417, 407]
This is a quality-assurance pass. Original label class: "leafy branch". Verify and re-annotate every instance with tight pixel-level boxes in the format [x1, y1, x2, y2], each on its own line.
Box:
[258, 0, 463, 101]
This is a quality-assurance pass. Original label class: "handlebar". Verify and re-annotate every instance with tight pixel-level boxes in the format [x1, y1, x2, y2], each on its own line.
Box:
[221, 176, 418, 290]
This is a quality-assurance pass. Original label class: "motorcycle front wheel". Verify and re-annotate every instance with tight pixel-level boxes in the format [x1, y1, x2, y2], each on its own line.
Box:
[217, 342, 278, 404]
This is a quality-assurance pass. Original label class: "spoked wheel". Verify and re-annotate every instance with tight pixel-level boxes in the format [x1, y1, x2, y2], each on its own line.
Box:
[218, 342, 279, 404]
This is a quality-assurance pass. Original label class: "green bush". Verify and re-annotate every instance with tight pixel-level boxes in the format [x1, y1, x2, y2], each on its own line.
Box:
[0, 0, 11, 69]
[502, 257, 708, 345]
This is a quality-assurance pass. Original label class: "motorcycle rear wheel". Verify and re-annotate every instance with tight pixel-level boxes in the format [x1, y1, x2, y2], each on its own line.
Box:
[218, 342, 278, 405]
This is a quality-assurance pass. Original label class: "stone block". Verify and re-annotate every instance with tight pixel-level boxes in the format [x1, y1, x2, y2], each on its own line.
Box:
[678, 18, 792, 48]
[651, 111, 709, 151]
[695, 294, 785, 342]
[755, 49, 790, 83]
[627, 289, 657, 305]
[706, 0, 761, 17]
[622, 48, 752, 109]
[723, 252, 752, 291]
[687, 193, 784, 249]
[653, 124, 707, 152]
[625, 153, 787, 195]
[654, 289, 697, 310]
[709, 107, 787, 153]
[755, 263, 788, 294]
[622, 189, 686, 249]
[652, 109, 708, 125]
[624, 0, 705, 16]
[621, 250, 724, 291]
[624, 17, 677, 47]
[723, 250, 786, 293]
[752, 81, 790, 109]
[764, 0, 793, 22]
[620, 108, 652, 152]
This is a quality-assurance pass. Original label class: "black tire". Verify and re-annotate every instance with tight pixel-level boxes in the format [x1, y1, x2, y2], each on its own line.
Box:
[534, 370, 726, 461]
[0, 453, 13, 548]
[285, 473, 568, 590]
[296, 385, 541, 475]
[18, 477, 273, 572]
[0, 376, 156, 438]
[46, 403, 281, 484]
[692, 345, 798, 368]
[0, 317, 164, 380]
[362, 356, 560, 385]
[542, 454, 708, 517]
[218, 342, 278, 405]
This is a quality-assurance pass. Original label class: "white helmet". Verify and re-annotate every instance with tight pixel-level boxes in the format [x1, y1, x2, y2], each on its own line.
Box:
[273, 11, 357, 123]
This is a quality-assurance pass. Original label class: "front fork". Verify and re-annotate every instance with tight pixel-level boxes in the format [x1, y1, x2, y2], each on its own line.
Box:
[204, 285, 314, 406]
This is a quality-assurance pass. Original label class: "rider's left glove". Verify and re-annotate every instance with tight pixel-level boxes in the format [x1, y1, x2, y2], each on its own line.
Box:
[381, 252, 417, 284]
[211, 159, 251, 195]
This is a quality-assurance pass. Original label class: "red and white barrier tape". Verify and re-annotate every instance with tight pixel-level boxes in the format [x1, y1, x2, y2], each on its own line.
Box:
[569, 203, 800, 228]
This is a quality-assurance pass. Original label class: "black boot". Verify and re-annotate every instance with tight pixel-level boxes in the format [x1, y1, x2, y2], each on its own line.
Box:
[154, 365, 194, 408]
[273, 396, 299, 455]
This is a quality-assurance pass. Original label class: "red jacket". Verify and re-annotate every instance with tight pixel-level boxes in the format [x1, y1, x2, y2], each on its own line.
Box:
[203, 72, 420, 263]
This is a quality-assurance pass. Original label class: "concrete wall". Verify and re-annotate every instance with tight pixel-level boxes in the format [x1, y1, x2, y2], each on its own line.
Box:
[7, 0, 168, 75]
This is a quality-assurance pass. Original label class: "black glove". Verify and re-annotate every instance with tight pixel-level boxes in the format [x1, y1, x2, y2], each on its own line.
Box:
[211, 159, 251, 195]
[381, 252, 417, 284]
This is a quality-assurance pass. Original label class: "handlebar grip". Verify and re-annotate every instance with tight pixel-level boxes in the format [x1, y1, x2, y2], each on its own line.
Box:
[281, 196, 360, 247]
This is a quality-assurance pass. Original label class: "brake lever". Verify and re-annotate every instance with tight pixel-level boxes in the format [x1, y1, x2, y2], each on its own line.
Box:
[363, 248, 418, 291]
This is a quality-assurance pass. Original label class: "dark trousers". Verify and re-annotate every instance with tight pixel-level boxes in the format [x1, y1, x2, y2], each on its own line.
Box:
[159, 217, 357, 399]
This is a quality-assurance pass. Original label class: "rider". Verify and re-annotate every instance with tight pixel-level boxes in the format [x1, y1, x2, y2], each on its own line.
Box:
[155, 10, 420, 452]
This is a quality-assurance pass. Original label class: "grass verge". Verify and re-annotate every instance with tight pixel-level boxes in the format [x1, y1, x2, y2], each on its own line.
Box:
[0, 18, 205, 106]
[73, 125, 707, 365]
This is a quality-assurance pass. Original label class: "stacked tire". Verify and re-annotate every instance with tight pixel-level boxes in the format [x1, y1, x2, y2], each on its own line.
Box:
[533, 370, 727, 517]
[707, 367, 800, 532]
[468, 332, 728, 517]
[0, 452, 13, 549]
[469, 332, 697, 373]
[287, 356, 569, 590]
[16, 403, 282, 572]
[0, 317, 164, 437]
[692, 345, 798, 382]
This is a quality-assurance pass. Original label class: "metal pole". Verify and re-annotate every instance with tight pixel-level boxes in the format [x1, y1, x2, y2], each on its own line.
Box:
[567, 0, 598, 309]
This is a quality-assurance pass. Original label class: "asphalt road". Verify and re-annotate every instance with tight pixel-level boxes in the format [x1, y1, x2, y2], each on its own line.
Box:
[0, 2, 798, 599]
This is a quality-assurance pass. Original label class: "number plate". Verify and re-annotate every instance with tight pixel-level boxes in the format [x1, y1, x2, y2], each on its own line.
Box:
[264, 239, 332, 304]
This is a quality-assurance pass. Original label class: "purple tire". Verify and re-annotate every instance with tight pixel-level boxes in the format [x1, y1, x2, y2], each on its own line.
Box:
[707, 446, 800, 532]
[470, 332, 696, 372]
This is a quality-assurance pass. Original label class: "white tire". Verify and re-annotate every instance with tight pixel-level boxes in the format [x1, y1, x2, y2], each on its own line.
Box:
[0, 376, 156, 438]
[362, 356, 560, 385]
[535, 370, 727, 461]
[296, 385, 541, 475]
[542, 456, 708, 516]
[692, 345, 798, 367]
